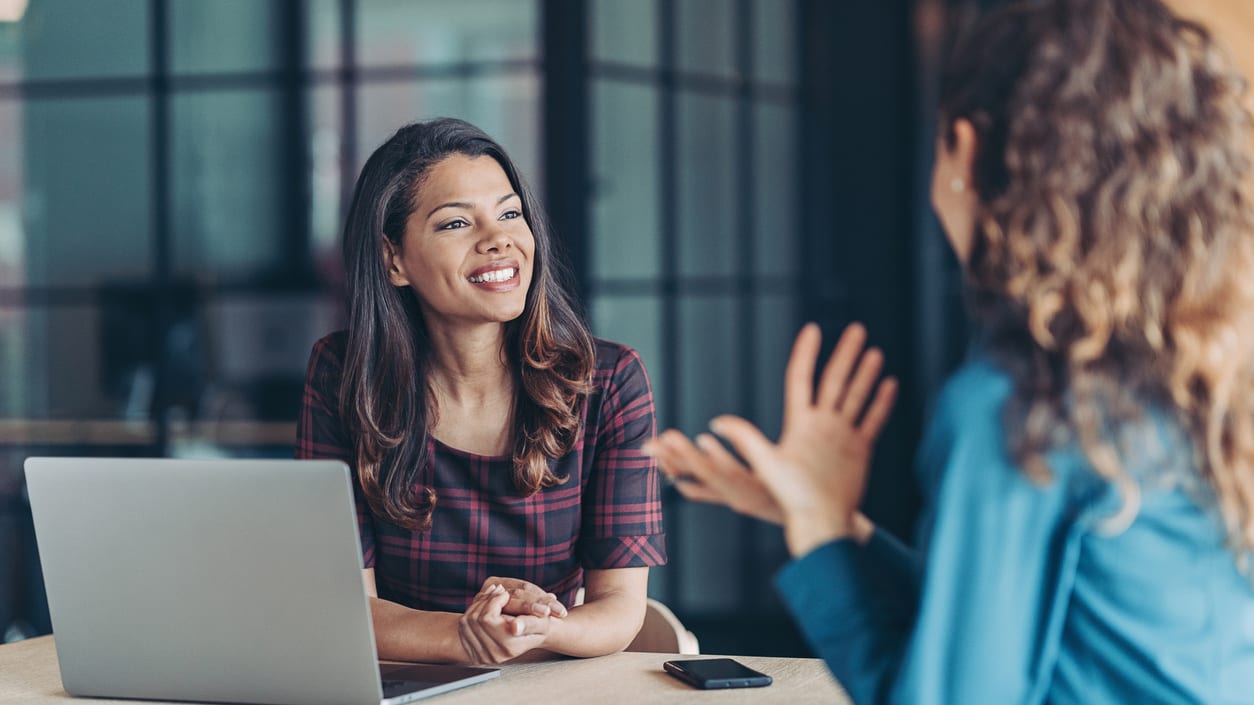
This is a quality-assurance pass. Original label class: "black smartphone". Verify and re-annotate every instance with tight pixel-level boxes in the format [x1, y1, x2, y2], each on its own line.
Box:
[663, 658, 773, 689]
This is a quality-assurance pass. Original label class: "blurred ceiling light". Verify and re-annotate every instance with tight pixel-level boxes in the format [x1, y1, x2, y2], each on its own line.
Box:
[0, 0, 27, 22]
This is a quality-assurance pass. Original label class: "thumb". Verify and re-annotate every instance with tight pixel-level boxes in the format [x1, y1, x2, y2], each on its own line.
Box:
[708, 415, 776, 473]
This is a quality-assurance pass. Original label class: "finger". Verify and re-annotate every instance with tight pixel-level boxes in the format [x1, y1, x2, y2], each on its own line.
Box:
[695, 433, 750, 475]
[504, 590, 564, 619]
[815, 323, 868, 409]
[857, 377, 898, 442]
[504, 593, 549, 617]
[507, 614, 550, 637]
[543, 593, 568, 618]
[836, 347, 883, 419]
[649, 440, 693, 483]
[657, 430, 721, 485]
[670, 478, 730, 505]
[783, 324, 822, 429]
[653, 430, 716, 485]
[468, 584, 508, 622]
[707, 415, 777, 475]
[465, 589, 514, 663]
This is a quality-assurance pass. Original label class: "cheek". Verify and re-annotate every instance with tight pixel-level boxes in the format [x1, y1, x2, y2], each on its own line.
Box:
[929, 163, 946, 214]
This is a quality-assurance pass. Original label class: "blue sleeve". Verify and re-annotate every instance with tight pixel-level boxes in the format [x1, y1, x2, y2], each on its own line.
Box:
[775, 361, 1091, 705]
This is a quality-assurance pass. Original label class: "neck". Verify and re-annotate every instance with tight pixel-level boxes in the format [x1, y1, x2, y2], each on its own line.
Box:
[424, 320, 514, 406]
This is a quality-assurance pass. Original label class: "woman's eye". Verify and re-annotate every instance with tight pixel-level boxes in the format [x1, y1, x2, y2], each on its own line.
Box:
[500, 210, 521, 220]
[438, 219, 468, 230]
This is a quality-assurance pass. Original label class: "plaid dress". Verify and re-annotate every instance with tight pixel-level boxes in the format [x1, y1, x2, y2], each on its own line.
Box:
[296, 332, 667, 612]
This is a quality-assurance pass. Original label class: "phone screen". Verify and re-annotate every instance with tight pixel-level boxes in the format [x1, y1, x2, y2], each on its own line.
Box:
[663, 658, 773, 689]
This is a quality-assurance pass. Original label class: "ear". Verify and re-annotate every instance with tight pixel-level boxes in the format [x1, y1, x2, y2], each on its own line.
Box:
[382, 237, 410, 287]
[948, 118, 978, 187]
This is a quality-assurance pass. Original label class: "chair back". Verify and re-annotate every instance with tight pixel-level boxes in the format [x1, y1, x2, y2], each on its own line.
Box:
[625, 598, 700, 654]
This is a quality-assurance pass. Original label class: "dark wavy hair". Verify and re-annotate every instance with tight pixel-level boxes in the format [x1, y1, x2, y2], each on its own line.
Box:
[941, 0, 1254, 550]
[339, 118, 594, 531]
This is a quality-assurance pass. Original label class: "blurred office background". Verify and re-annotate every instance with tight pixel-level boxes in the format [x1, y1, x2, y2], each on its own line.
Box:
[0, 0, 1016, 656]
[1, 0, 1247, 657]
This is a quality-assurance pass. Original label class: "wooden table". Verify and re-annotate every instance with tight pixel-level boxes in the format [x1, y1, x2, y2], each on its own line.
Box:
[1, 636, 851, 704]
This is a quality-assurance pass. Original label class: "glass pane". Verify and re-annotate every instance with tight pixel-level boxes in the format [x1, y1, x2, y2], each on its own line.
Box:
[677, 296, 739, 435]
[202, 294, 343, 421]
[676, 0, 736, 78]
[308, 0, 343, 70]
[677, 500, 742, 614]
[589, 295, 666, 426]
[357, 75, 542, 187]
[0, 17, 17, 84]
[0, 305, 120, 419]
[5, 0, 149, 81]
[591, 0, 657, 67]
[591, 82, 659, 280]
[0, 100, 22, 289]
[753, 0, 797, 85]
[754, 103, 798, 277]
[170, 0, 285, 75]
[23, 97, 152, 287]
[0, 305, 29, 416]
[754, 294, 799, 440]
[172, 90, 285, 280]
[310, 86, 343, 272]
[356, 0, 539, 66]
[677, 93, 736, 278]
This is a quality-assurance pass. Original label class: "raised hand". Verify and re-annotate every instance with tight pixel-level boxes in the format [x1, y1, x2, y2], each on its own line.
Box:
[647, 427, 785, 525]
[711, 322, 896, 556]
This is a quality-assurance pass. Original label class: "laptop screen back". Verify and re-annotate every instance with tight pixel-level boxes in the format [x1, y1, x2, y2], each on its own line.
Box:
[25, 457, 386, 705]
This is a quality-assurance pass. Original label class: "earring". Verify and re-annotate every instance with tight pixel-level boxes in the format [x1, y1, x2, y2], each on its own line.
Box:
[949, 177, 965, 194]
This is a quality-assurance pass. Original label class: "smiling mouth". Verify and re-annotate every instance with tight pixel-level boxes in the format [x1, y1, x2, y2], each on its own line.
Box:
[468, 267, 517, 284]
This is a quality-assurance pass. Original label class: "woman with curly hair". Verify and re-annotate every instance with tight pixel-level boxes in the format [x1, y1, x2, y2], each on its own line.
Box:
[297, 118, 665, 664]
[646, 0, 1254, 702]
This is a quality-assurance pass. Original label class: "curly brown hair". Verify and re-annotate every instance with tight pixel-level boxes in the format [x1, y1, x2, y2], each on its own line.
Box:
[941, 0, 1254, 550]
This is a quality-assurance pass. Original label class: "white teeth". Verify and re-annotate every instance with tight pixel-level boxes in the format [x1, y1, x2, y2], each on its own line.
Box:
[469, 267, 516, 284]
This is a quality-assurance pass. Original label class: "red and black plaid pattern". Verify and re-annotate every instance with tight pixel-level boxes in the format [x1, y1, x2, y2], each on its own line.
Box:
[296, 332, 667, 612]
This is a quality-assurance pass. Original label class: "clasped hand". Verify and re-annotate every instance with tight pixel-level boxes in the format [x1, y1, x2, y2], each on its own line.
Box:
[644, 323, 897, 556]
[458, 576, 569, 664]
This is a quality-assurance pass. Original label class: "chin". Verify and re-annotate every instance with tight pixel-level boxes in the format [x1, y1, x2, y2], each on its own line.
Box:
[492, 304, 527, 323]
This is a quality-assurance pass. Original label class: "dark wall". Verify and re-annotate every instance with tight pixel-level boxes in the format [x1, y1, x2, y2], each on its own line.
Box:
[800, 0, 925, 543]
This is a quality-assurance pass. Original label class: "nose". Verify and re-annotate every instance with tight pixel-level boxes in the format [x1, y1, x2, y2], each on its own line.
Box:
[476, 224, 513, 253]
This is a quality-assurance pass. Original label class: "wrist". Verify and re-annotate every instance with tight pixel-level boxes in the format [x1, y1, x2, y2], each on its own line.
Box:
[542, 610, 582, 655]
[783, 513, 855, 558]
[445, 613, 474, 663]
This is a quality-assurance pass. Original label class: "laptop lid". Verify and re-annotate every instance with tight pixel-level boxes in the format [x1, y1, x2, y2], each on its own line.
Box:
[24, 457, 498, 705]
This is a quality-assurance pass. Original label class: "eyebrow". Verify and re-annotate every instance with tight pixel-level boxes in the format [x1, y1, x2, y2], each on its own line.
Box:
[426, 193, 519, 219]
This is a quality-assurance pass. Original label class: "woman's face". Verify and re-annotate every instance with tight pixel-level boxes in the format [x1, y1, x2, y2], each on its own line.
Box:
[929, 119, 979, 264]
[386, 153, 536, 330]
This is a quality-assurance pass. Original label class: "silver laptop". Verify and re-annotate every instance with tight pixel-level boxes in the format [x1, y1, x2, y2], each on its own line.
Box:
[24, 457, 500, 705]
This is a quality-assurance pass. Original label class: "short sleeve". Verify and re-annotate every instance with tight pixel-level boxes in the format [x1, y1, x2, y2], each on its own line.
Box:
[578, 345, 668, 569]
[296, 333, 377, 568]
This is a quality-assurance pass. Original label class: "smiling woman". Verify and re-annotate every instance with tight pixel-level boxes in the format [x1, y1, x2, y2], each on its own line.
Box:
[295, 118, 667, 665]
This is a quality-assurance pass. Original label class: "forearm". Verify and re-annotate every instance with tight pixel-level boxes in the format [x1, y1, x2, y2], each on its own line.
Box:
[540, 591, 645, 657]
[368, 597, 470, 663]
[776, 540, 912, 705]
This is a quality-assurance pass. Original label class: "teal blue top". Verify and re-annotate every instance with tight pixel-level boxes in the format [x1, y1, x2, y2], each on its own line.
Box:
[775, 357, 1254, 705]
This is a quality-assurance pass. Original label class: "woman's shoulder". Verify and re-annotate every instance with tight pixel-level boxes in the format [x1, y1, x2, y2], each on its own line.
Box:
[591, 337, 647, 377]
[310, 330, 349, 361]
[589, 337, 652, 400]
[930, 355, 1015, 430]
[304, 330, 350, 384]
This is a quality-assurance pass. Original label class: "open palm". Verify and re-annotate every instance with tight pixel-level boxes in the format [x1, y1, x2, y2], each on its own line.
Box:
[710, 323, 896, 555]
